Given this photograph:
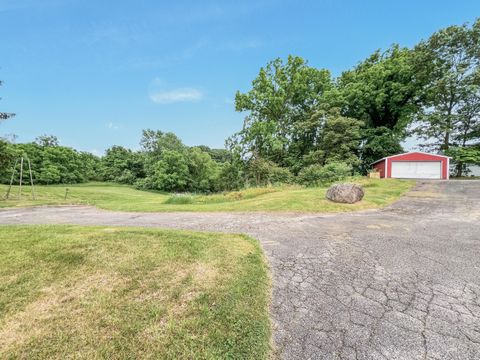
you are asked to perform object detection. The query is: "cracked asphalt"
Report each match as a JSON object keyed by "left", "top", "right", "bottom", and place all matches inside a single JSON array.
[{"left": 1, "top": 180, "right": 479, "bottom": 359}]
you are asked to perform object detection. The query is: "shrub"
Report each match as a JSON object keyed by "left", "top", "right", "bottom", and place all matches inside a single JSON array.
[
  {"left": 298, "top": 164, "right": 324, "bottom": 186},
  {"left": 247, "top": 157, "right": 293, "bottom": 186},
  {"left": 117, "top": 169, "right": 137, "bottom": 184},
  {"left": 298, "top": 162, "right": 352, "bottom": 186},
  {"left": 269, "top": 166, "right": 294, "bottom": 184},
  {"left": 133, "top": 178, "right": 148, "bottom": 190},
  {"left": 247, "top": 157, "right": 275, "bottom": 186},
  {"left": 319, "top": 162, "right": 352, "bottom": 184},
  {"left": 216, "top": 162, "right": 245, "bottom": 191}
]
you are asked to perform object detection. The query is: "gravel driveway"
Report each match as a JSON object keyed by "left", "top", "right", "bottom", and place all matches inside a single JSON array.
[{"left": 1, "top": 180, "right": 480, "bottom": 359}]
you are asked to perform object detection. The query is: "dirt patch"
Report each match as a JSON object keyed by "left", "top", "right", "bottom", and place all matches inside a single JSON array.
[{"left": 0, "top": 272, "right": 126, "bottom": 353}]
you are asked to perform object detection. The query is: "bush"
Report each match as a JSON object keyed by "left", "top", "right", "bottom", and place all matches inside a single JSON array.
[
  {"left": 216, "top": 162, "right": 245, "bottom": 191},
  {"left": 247, "top": 157, "right": 275, "bottom": 186},
  {"left": 298, "top": 162, "right": 352, "bottom": 186},
  {"left": 298, "top": 164, "right": 324, "bottom": 186},
  {"left": 117, "top": 169, "right": 137, "bottom": 184},
  {"left": 319, "top": 162, "right": 352, "bottom": 184},
  {"left": 269, "top": 166, "right": 294, "bottom": 184},
  {"left": 247, "top": 157, "right": 294, "bottom": 186}
]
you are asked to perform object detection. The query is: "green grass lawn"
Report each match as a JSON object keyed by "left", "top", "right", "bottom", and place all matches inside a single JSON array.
[
  {"left": 0, "top": 177, "right": 414, "bottom": 213},
  {"left": 0, "top": 225, "right": 270, "bottom": 359}
]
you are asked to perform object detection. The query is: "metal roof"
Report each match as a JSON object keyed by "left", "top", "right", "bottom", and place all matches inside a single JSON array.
[{"left": 370, "top": 151, "right": 451, "bottom": 165}]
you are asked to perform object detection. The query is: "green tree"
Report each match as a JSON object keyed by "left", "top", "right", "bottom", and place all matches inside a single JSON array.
[
  {"left": 140, "top": 130, "right": 187, "bottom": 185},
  {"left": 231, "top": 56, "right": 333, "bottom": 168},
  {"left": 246, "top": 156, "right": 276, "bottom": 186},
  {"left": 187, "top": 147, "right": 218, "bottom": 192},
  {"left": 337, "top": 45, "right": 422, "bottom": 131},
  {"left": 37, "top": 161, "right": 61, "bottom": 184},
  {"left": 2, "top": 141, "right": 99, "bottom": 185},
  {"left": 359, "top": 127, "right": 404, "bottom": 173},
  {"left": 144, "top": 150, "right": 191, "bottom": 192},
  {"left": 314, "top": 110, "right": 364, "bottom": 168},
  {"left": 101, "top": 146, "right": 144, "bottom": 184},
  {"left": 216, "top": 160, "right": 245, "bottom": 191},
  {"left": 445, "top": 146, "right": 480, "bottom": 176},
  {"left": 79, "top": 152, "right": 102, "bottom": 181},
  {"left": 0, "top": 140, "right": 14, "bottom": 176},
  {"left": 35, "top": 135, "right": 59, "bottom": 147},
  {"left": 195, "top": 145, "right": 231, "bottom": 163},
  {"left": 140, "top": 129, "right": 185, "bottom": 156},
  {"left": 412, "top": 19, "right": 480, "bottom": 156},
  {"left": 41, "top": 146, "right": 84, "bottom": 183}
]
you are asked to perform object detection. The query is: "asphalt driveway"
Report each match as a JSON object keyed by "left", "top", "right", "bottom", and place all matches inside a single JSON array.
[{"left": 1, "top": 180, "right": 479, "bottom": 359}]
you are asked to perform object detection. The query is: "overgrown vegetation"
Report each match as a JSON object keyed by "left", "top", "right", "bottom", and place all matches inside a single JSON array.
[{"left": 0, "top": 225, "right": 271, "bottom": 359}]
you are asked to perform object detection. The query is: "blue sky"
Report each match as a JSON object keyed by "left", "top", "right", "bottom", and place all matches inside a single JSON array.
[{"left": 1, "top": 0, "right": 479, "bottom": 155}]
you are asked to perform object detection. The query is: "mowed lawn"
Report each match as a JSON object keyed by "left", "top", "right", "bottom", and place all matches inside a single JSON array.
[
  {"left": 0, "top": 226, "right": 270, "bottom": 359},
  {"left": 0, "top": 178, "right": 414, "bottom": 213}
]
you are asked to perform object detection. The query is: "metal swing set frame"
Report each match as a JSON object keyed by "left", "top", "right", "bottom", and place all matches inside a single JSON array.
[{"left": 3, "top": 156, "right": 36, "bottom": 200}]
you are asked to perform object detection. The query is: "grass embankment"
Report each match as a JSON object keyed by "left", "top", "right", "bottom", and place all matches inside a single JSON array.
[
  {"left": 0, "top": 177, "right": 414, "bottom": 212},
  {"left": 0, "top": 225, "right": 270, "bottom": 359}
]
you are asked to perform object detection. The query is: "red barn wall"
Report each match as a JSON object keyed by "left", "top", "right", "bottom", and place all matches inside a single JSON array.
[{"left": 372, "top": 160, "right": 386, "bottom": 178}]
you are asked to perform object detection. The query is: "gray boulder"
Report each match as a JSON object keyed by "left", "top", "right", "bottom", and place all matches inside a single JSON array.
[{"left": 326, "top": 183, "right": 364, "bottom": 204}]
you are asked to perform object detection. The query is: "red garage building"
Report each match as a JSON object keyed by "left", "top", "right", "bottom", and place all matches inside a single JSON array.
[{"left": 372, "top": 152, "right": 450, "bottom": 179}]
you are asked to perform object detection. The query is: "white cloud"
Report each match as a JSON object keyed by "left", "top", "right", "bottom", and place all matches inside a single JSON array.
[
  {"left": 106, "top": 122, "right": 120, "bottom": 130},
  {"left": 150, "top": 88, "right": 204, "bottom": 104}
]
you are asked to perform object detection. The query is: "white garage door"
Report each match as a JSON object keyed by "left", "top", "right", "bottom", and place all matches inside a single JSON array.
[{"left": 391, "top": 161, "right": 442, "bottom": 179}]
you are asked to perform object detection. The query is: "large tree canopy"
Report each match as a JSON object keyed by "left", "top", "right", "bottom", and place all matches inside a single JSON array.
[
  {"left": 101, "top": 146, "right": 145, "bottom": 184},
  {"left": 308, "top": 110, "right": 364, "bottom": 168},
  {"left": 412, "top": 19, "right": 480, "bottom": 152},
  {"left": 359, "top": 127, "right": 404, "bottom": 173},
  {"left": 411, "top": 19, "right": 480, "bottom": 176},
  {"left": 337, "top": 45, "right": 422, "bottom": 131},
  {"left": 230, "top": 49, "right": 428, "bottom": 174},
  {"left": 231, "top": 55, "right": 334, "bottom": 169},
  {"left": 140, "top": 129, "right": 185, "bottom": 156}
]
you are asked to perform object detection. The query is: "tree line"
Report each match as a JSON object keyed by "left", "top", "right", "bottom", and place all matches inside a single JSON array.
[
  {"left": 1, "top": 19, "right": 479, "bottom": 191},
  {"left": 0, "top": 129, "right": 356, "bottom": 191},
  {"left": 229, "top": 19, "right": 480, "bottom": 178}
]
